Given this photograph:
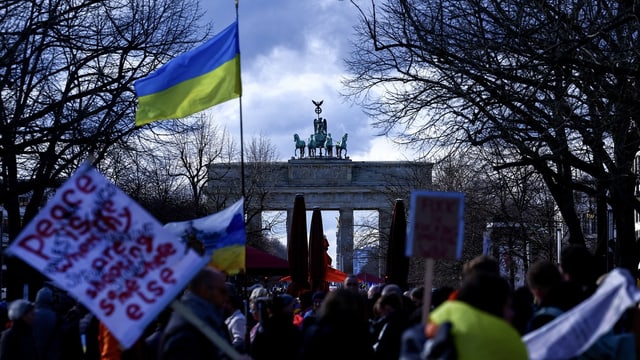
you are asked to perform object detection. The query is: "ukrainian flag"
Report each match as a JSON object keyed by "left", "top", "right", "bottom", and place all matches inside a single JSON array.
[
  {"left": 134, "top": 21, "right": 242, "bottom": 126},
  {"left": 164, "top": 198, "right": 247, "bottom": 275}
]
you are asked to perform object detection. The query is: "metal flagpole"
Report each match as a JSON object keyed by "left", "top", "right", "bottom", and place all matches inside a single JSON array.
[{"left": 235, "top": 0, "right": 246, "bottom": 199}]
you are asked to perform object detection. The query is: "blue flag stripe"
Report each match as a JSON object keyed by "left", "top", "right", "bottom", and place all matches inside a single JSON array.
[{"left": 135, "top": 21, "right": 239, "bottom": 97}]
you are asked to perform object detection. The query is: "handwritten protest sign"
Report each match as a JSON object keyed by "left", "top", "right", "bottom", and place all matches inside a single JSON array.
[
  {"left": 406, "top": 190, "right": 464, "bottom": 259},
  {"left": 6, "top": 163, "right": 209, "bottom": 348},
  {"left": 407, "top": 190, "right": 464, "bottom": 324}
]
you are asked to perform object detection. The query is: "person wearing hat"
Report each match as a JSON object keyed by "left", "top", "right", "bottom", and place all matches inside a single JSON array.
[
  {"left": 0, "top": 299, "right": 38, "bottom": 360},
  {"left": 301, "top": 291, "right": 325, "bottom": 332}
]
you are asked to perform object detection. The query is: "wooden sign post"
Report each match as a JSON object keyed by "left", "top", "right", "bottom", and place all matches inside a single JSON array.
[{"left": 406, "top": 190, "right": 465, "bottom": 323}]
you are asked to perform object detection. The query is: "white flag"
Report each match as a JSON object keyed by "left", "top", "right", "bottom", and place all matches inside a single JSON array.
[{"left": 523, "top": 268, "right": 640, "bottom": 360}]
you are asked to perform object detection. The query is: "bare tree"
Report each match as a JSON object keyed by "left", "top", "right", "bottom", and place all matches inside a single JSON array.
[
  {"left": 161, "top": 116, "right": 235, "bottom": 216},
  {"left": 344, "top": 0, "right": 640, "bottom": 271},
  {"left": 352, "top": 211, "right": 383, "bottom": 277},
  {"left": 206, "top": 133, "right": 285, "bottom": 248},
  {"left": 426, "top": 150, "right": 560, "bottom": 287},
  {"left": 0, "top": 0, "right": 211, "bottom": 298},
  {"left": 98, "top": 116, "right": 235, "bottom": 222},
  {"left": 244, "top": 135, "right": 284, "bottom": 244},
  {"left": 354, "top": 148, "right": 561, "bottom": 288},
  {"left": 107, "top": 142, "right": 190, "bottom": 222}
]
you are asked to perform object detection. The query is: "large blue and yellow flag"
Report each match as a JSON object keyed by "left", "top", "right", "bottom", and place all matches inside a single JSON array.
[{"left": 134, "top": 21, "right": 242, "bottom": 126}]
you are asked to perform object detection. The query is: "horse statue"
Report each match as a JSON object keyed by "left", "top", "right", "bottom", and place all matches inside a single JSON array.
[
  {"left": 336, "top": 133, "right": 348, "bottom": 158},
  {"left": 325, "top": 133, "right": 333, "bottom": 157},
  {"left": 293, "top": 134, "right": 306, "bottom": 158},
  {"left": 307, "top": 134, "right": 317, "bottom": 157}
]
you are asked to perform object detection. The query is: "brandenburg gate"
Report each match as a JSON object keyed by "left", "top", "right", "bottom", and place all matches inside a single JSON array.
[{"left": 207, "top": 101, "right": 432, "bottom": 274}]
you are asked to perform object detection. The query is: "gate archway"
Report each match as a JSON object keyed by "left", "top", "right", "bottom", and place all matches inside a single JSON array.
[{"left": 208, "top": 158, "right": 432, "bottom": 274}]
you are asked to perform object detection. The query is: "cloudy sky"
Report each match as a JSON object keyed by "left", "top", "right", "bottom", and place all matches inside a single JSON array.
[
  {"left": 199, "top": 0, "right": 413, "bottom": 162},
  {"left": 198, "top": 1, "right": 410, "bottom": 267}
]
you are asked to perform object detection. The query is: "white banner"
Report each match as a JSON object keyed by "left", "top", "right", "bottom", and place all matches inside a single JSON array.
[
  {"left": 6, "top": 163, "right": 209, "bottom": 348},
  {"left": 523, "top": 268, "right": 640, "bottom": 360}
]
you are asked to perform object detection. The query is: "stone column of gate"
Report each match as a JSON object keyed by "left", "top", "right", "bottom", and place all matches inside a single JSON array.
[
  {"left": 338, "top": 207, "right": 354, "bottom": 274},
  {"left": 378, "top": 207, "right": 393, "bottom": 278}
]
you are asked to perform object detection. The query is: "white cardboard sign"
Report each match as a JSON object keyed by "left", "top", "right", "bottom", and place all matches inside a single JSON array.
[
  {"left": 7, "top": 163, "right": 208, "bottom": 348},
  {"left": 406, "top": 190, "right": 464, "bottom": 259}
]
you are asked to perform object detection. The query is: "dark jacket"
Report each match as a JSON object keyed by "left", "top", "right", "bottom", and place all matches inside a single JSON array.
[
  {"left": 251, "top": 313, "right": 301, "bottom": 360},
  {"left": 0, "top": 320, "right": 39, "bottom": 360},
  {"left": 160, "top": 292, "right": 231, "bottom": 360},
  {"left": 301, "top": 315, "right": 374, "bottom": 360},
  {"left": 33, "top": 287, "right": 61, "bottom": 360},
  {"left": 372, "top": 310, "right": 408, "bottom": 360}
]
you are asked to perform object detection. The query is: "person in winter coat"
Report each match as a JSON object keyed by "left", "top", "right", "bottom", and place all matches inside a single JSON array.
[
  {"left": 160, "top": 266, "right": 240, "bottom": 360},
  {"left": 371, "top": 291, "right": 409, "bottom": 360},
  {"left": 251, "top": 294, "right": 302, "bottom": 360},
  {"left": 224, "top": 291, "right": 247, "bottom": 354},
  {"left": 33, "top": 287, "right": 62, "bottom": 360},
  {"left": 0, "top": 299, "right": 38, "bottom": 360},
  {"left": 300, "top": 288, "right": 374, "bottom": 360}
]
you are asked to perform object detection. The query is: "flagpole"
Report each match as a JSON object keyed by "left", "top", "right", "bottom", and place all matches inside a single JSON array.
[{"left": 235, "top": 0, "right": 246, "bottom": 199}]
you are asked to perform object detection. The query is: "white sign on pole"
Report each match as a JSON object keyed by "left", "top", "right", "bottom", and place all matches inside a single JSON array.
[
  {"left": 406, "top": 190, "right": 464, "bottom": 259},
  {"left": 6, "top": 163, "right": 209, "bottom": 348}
]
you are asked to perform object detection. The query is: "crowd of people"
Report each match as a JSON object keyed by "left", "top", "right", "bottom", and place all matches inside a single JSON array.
[{"left": 0, "top": 244, "right": 637, "bottom": 360}]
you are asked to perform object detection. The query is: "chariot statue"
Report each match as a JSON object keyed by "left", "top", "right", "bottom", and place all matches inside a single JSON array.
[
  {"left": 291, "top": 100, "right": 347, "bottom": 159},
  {"left": 309, "top": 100, "right": 327, "bottom": 157}
]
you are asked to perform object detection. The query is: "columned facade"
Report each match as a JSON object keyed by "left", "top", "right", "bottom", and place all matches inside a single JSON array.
[{"left": 208, "top": 159, "right": 432, "bottom": 273}]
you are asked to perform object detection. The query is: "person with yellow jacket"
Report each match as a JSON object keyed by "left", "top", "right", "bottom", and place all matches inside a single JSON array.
[{"left": 402, "top": 271, "right": 528, "bottom": 360}]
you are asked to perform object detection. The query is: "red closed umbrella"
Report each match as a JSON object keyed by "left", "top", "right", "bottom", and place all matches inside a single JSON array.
[
  {"left": 386, "top": 199, "right": 409, "bottom": 289},
  {"left": 309, "top": 207, "right": 328, "bottom": 292},
  {"left": 287, "top": 194, "right": 310, "bottom": 296}
]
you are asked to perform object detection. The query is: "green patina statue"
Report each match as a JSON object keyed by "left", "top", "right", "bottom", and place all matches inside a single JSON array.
[{"left": 293, "top": 100, "right": 347, "bottom": 159}]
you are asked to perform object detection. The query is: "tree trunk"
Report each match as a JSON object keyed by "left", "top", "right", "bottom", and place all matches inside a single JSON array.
[{"left": 610, "top": 176, "right": 638, "bottom": 273}]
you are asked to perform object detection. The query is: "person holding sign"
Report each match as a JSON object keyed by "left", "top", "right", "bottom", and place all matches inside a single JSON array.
[{"left": 160, "top": 267, "right": 237, "bottom": 360}]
